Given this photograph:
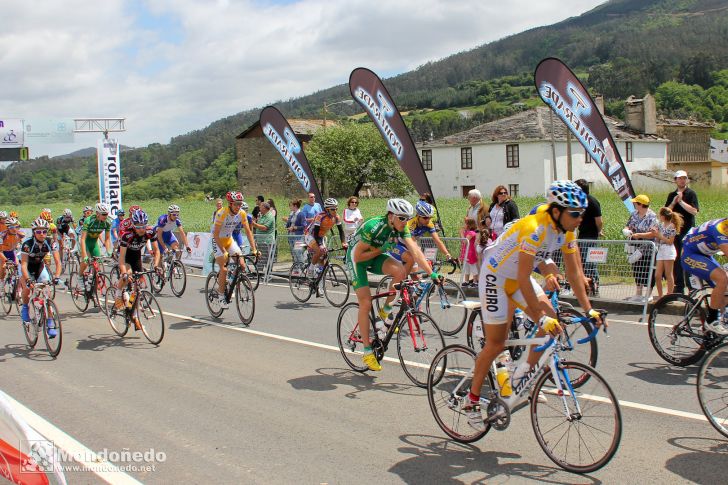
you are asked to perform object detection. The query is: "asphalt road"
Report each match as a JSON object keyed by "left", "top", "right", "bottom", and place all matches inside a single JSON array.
[{"left": 1, "top": 273, "right": 726, "bottom": 484}]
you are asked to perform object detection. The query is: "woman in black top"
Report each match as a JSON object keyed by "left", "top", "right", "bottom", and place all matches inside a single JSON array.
[{"left": 487, "top": 185, "right": 519, "bottom": 237}]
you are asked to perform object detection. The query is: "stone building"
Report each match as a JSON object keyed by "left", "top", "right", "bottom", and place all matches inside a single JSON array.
[{"left": 235, "top": 119, "right": 334, "bottom": 198}]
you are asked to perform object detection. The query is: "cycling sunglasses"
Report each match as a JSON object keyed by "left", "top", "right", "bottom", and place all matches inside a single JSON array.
[
  {"left": 395, "top": 215, "right": 408, "bottom": 222},
  {"left": 34, "top": 229, "right": 48, "bottom": 235},
  {"left": 567, "top": 209, "right": 585, "bottom": 218}
]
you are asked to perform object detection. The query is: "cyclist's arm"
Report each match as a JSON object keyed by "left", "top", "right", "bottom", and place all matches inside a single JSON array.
[
  {"left": 516, "top": 252, "right": 552, "bottom": 322},
  {"left": 312, "top": 224, "right": 322, "bottom": 243},
  {"left": 156, "top": 226, "right": 165, "bottom": 247},
  {"left": 401, "top": 238, "right": 435, "bottom": 275},
  {"left": 80, "top": 230, "right": 88, "bottom": 259},
  {"left": 563, "top": 250, "right": 593, "bottom": 313},
  {"left": 51, "top": 250, "right": 62, "bottom": 278},
  {"left": 242, "top": 222, "right": 258, "bottom": 255},
  {"left": 430, "top": 232, "right": 451, "bottom": 259},
  {"left": 20, "top": 253, "right": 30, "bottom": 280},
  {"left": 118, "top": 246, "right": 128, "bottom": 273},
  {"left": 336, "top": 223, "right": 346, "bottom": 247},
  {"left": 212, "top": 223, "right": 223, "bottom": 246},
  {"left": 352, "top": 241, "right": 382, "bottom": 262},
  {"left": 104, "top": 231, "right": 112, "bottom": 254},
  {"left": 151, "top": 240, "right": 162, "bottom": 267},
  {"left": 178, "top": 226, "right": 189, "bottom": 248}
]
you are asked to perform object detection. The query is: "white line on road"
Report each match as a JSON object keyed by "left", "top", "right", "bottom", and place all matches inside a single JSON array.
[
  {"left": 160, "top": 310, "right": 709, "bottom": 423},
  {"left": 3, "top": 393, "right": 144, "bottom": 485}
]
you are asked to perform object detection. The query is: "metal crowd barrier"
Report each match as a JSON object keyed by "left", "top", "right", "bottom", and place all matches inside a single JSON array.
[{"left": 550, "top": 239, "right": 657, "bottom": 321}]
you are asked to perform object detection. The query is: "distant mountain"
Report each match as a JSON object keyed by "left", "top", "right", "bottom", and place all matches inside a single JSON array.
[
  {"left": 52, "top": 146, "right": 134, "bottom": 160},
  {"left": 2, "top": 0, "right": 727, "bottom": 203}
]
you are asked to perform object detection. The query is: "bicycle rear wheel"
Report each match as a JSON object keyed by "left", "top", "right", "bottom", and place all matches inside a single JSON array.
[
  {"left": 1, "top": 277, "right": 13, "bottom": 314},
  {"left": 288, "top": 262, "right": 312, "bottom": 303},
  {"left": 323, "top": 262, "right": 349, "bottom": 308},
  {"left": 104, "top": 287, "right": 129, "bottom": 337},
  {"left": 397, "top": 311, "right": 446, "bottom": 387},
  {"left": 205, "top": 271, "right": 224, "bottom": 318},
  {"left": 426, "top": 277, "right": 466, "bottom": 336},
  {"left": 427, "top": 344, "right": 494, "bottom": 443},
  {"left": 138, "top": 290, "right": 165, "bottom": 345},
  {"left": 336, "top": 302, "right": 369, "bottom": 372},
  {"left": 42, "top": 301, "right": 63, "bottom": 358},
  {"left": 235, "top": 275, "right": 255, "bottom": 325},
  {"left": 68, "top": 271, "right": 89, "bottom": 312},
  {"left": 170, "top": 261, "right": 187, "bottom": 297},
  {"left": 531, "top": 361, "right": 622, "bottom": 473},
  {"left": 697, "top": 342, "right": 728, "bottom": 438},
  {"left": 648, "top": 294, "right": 706, "bottom": 366}
]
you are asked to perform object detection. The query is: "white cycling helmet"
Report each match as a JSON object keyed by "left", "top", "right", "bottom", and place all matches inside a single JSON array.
[
  {"left": 83, "top": 205, "right": 93, "bottom": 213},
  {"left": 0, "top": 211, "right": 7, "bottom": 219},
  {"left": 546, "top": 181, "right": 588, "bottom": 209},
  {"left": 32, "top": 217, "right": 49, "bottom": 229},
  {"left": 6, "top": 217, "right": 19, "bottom": 226},
  {"left": 241, "top": 202, "right": 249, "bottom": 211},
  {"left": 95, "top": 202, "right": 110, "bottom": 215},
  {"left": 387, "top": 198, "right": 414, "bottom": 218},
  {"left": 168, "top": 204, "right": 180, "bottom": 213},
  {"left": 324, "top": 198, "right": 338, "bottom": 209},
  {"left": 63, "top": 208, "right": 73, "bottom": 217}
]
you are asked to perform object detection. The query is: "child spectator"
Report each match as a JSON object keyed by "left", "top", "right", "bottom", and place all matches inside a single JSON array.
[
  {"left": 460, "top": 218, "right": 479, "bottom": 287},
  {"left": 653, "top": 207, "right": 683, "bottom": 298}
]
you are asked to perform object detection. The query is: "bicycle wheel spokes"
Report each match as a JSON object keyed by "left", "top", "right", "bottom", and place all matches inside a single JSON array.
[
  {"left": 246, "top": 258, "right": 260, "bottom": 291},
  {"left": 169, "top": 261, "right": 187, "bottom": 297},
  {"left": 138, "top": 291, "right": 165, "bottom": 345},
  {"left": 532, "top": 361, "right": 622, "bottom": 473},
  {"left": 397, "top": 311, "right": 446, "bottom": 387},
  {"left": 336, "top": 302, "right": 368, "bottom": 372},
  {"left": 557, "top": 309, "right": 598, "bottom": 388},
  {"left": 426, "top": 278, "right": 467, "bottom": 336},
  {"left": 43, "top": 301, "right": 63, "bottom": 358},
  {"left": 68, "top": 271, "right": 89, "bottom": 312},
  {"left": 427, "top": 344, "right": 492, "bottom": 443},
  {"left": 648, "top": 294, "right": 706, "bottom": 366},
  {"left": 104, "top": 287, "right": 129, "bottom": 337},
  {"left": 235, "top": 276, "right": 255, "bottom": 325},
  {"left": 323, "top": 263, "right": 349, "bottom": 308},
  {"left": 697, "top": 343, "right": 728, "bottom": 438},
  {"left": 288, "top": 262, "right": 312, "bottom": 303},
  {"left": 205, "top": 272, "right": 224, "bottom": 318}
]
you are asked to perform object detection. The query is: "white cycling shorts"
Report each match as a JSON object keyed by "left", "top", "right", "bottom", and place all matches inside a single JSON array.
[{"left": 478, "top": 269, "right": 544, "bottom": 325}]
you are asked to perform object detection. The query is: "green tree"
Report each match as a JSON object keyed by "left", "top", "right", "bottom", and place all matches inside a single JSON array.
[{"left": 306, "top": 123, "right": 413, "bottom": 197}]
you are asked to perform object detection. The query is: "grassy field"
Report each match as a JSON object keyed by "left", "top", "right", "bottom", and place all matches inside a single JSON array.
[{"left": 4, "top": 185, "right": 724, "bottom": 238}]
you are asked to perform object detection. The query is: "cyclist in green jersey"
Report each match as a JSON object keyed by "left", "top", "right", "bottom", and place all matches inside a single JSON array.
[
  {"left": 79, "top": 202, "right": 112, "bottom": 277},
  {"left": 345, "top": 198, "right": 441, "bottom": 371}
]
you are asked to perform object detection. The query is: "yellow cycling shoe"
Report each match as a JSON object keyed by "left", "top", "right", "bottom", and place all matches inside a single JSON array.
[{"left": 362, "top": 353, "right": 382, "bottom": 371}]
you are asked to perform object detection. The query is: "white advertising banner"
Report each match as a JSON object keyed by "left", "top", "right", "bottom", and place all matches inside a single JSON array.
[
  {"left": 24, "top": 118, "right": 75, "bottom": 144},
  {"left": 0, "top": 119, "right": 24, "bottom": 148},
  {"left": 97, "top": 139, "right": 122, "bottom": 218},
  {"left": 180, "top": 232, "right": 211, "bottom": 268}
]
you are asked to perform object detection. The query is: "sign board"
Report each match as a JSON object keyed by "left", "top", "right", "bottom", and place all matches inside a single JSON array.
[
  {"left": 0, "top": 147, "right": 29, "bottom": 162},
  {"left": 24, "top": 118, "right": 75, "bottom": 144},
  {"left": 97, "top": 138, "right": 123, "bottom": 218},
  {"left": 180, "top": 232, "right": 211, "bottom": 268},
  {"left": 0, "top": 118, "right": 24, "bottom": 148},
  {"left": 586, "top": 247, "right": 609, "bottom": 264}
]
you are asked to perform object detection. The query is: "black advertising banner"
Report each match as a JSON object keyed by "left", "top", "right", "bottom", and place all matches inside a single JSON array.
[
  {"left": 259, "top": 106, "right": 323, "bottom": 204},
  {"left": 535, "top": 57, "right": 636, "bottom": 212},
  {"left": 348, "top": 68, "right": 440, "bottom": 214}
]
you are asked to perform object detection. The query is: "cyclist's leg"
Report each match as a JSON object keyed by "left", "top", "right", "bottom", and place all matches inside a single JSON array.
[
  {"left": 682, "top": 251, "right": 723, "bottom": 323},
  {"left": 708, "top": 266, "right": 727, "bottom": 318},
  {"left": 382, "top": 243, "right": 407, "bottom": 307},
  {"left": 508, "top": 277, "right": 554, "bottom": 367},
  {"left": 214, "top": 239, "right": 230, "bottom": 294},
  {"left": 0, "top": 251, "right": 7, "bottom": 279}
]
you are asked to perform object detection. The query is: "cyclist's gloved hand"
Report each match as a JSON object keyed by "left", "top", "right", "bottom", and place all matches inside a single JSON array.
[
  {"left": 429, "top": 271, "right": 443, "bottom": 284},
  {"left": 587, "top": 308, "right": 606, "bottom": 331},
  {"left": 539, "top": 315, "right": 562, "bottom": 336},
  {"left": 186, "top": 246, "right": 192, "bottom": 254}
]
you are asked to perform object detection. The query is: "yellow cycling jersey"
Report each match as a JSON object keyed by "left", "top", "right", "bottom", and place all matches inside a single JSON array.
[
  {"left": 212, "top": 206, "right": 249, "bottom": 241},
  {"left": 483, "top": 205, "right": 576, "bottom": 279}
]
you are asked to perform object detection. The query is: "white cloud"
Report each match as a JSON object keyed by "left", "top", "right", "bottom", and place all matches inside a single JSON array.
[{"left": 1, "top": 0, "right": 605, "bottom": 157}]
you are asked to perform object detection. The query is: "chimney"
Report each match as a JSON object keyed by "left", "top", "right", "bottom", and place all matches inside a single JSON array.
[
  {"left": 594, "top": 95, "right": 605, "bottom": 115},
  {"left": 643, "top": 93, "right": 656, "bottom": 135},
  {"left": 624, "top": 94, "right": 657, "bottom": 135}
]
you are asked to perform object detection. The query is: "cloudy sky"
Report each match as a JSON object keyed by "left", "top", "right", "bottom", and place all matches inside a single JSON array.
[{"left": 2, "top": 0, "right": 605, "bottom": 157}]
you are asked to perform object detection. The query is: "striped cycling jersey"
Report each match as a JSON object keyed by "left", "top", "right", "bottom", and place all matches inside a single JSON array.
[{"left": 483, "top": 205, "right": 577, "bottom": 280}]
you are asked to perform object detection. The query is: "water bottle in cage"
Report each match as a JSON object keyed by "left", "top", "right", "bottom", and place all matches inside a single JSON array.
[
  {"left": 123, "top": 290, "right": 131, "bottom": 308},
  {"left": 374, "top": 319, "right": 386, "bottom": 339},
  {"left": 473, "top": 315, "right": 484, "bottom": 340},
  {"left": 227, "top": 264, "right": 237, "bottom": 285}
]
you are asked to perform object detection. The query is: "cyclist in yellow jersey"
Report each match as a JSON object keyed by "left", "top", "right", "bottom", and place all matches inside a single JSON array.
[
  {"left": 464, "top": 181, "right": 603, "bottom": 431},
  {"left": 212, "top": 191, "right": 259, "bottom": 309}
]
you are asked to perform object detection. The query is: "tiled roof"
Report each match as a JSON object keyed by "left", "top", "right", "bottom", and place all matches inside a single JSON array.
[
  {"left": 420, "top": 106, "right": 667, "bottom": 147},
  {"left": 657, "top": 118, "right": 715, "bottom": 129},
  {"left": 237, "top": 119, "right": 336, "bottom": 139}
]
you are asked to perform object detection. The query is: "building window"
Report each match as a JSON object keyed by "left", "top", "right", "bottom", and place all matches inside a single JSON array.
[
  {"left": 461, "top": 185, "right": 475, "bottom": 197},
  {"left": 461, "top": 147, "right": 472, "bottom": 169},
  {"left": 506, "top": 144, "right": 519, "bottom": 167},
  {"left": 508, "top": 184, "right": 519, "bottom": 198},
  {"left": 625, "top": 142, "right": 633, "bottom": 163},
  {"left": 421, "top": 149, "right": 432, "bottom": 171},
  {"left": 585, "top": 148, "right": 592, "bottom": 163}
]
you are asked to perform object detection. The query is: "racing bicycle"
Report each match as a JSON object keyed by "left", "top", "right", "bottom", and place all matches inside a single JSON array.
[
  {"left": 205, "top": 254, "right": 255, "bottom": 325},
  {"left": 149, "top": 249, "right": 188, "bottom": 297},
  {"left": 23, "top": 281, "right": 63, "bottom": 358},
  {"left": 103, "top": 270, "right": 165, "bottom": 345},
  {"left": 68, "top": 256, "right": 112, "bottom": 313},
  {"left": 289, "top": 247, "right": 349, "bottom": 307},
  {"left": 1, "top": 261, "right": 20, "bottom": 315}
]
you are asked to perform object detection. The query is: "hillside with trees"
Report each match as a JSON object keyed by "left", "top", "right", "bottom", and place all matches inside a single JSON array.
[{"left": 2, "top": 0, "right": 727, "bottom": 203}]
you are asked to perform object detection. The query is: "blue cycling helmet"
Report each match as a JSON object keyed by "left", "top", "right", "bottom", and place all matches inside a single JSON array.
[
  {"left": 415, "top": 200, "right": 435, "bottom": 217},
  {"left": 546, "top": 181, "right": 587, "bottom": 209},
  {"left": 130, "top": 209, "right": 148, "bottom": 226}
]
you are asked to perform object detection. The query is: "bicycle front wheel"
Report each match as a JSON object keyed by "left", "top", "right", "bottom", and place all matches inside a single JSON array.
[
  {"left": 531, "top": 361, "right": 622, "bottom": 473},
  {"left": 425, "top": 277, "right": 466, "bottom": 336},
  {"left": 68, "top": 271, "right": 89, "bottom": 312},
  {"left": 375, "top": 276, "right": 393, "bottom": 314},
  {"left": 235, "top": 275, "right": 255, "bottom": 325},
  {"left": 95, "top": 274, "right": 112, "bottom": 314},
  {"left": 557, "top": 308, "right": 598, "bottom": 388},
  {"left": 1, "top": 278, "right": 13, "bottom": 314},
  {"left": 648, "top": 293, "right": 706, "bottom": 366},
  {"left": 697, "top": 342, "right": 728, "bottom": 438},
  {"left": 323, "top": 262, "right": 349, "bottom": 308},
  {"left": 427, "top": 344, "right": 494, "bottom": 443},
  {"left": 245, "top": 258, "right": 260, "bottom": 291},
  {"left": 336, "top": 302, "right": 369, "bottom": 372},
  {"left": 397, "top": 311, "right": 446, "bottom": 387},
  {"left": 170, "top": 261, "right": 187, "bottom": 297},
  {"left": 137, "top": 290, "right": 165, "bottom": 345},
  {"left": 204, "top": 271, "right": 224, "bottom": 318},
  {"left": 24, "top": 305, "right": 40, "bottom": 349},
  {"left": 42, "top": 301, "right": 63, "bottom": 358},
  {"left": 288, "top": 262, "right": 312, "bottom": 303}
]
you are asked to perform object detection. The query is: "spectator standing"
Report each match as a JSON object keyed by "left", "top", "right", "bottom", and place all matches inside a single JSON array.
[
  {"left": 252, "top": 202, "right": 275, "bottom": 245},
  {"left": 624, "top": 194, "right": 658, "bottom": 303},
  {"left": 575, "top": 179, "right": 603, "bottom": 292},
  {"left": 653, "top": 207, "right": 683, "bottom": 298},
  {"left": 343, "top": 196, "right": 363, "bottom": 242},
  {"left": 465, "top": 189, "right": 482, "bottom": 222},
  {"left": 286, "top": 199, "right": 303, "bottom": 262},
  {"left": 488, "top": 185, "right": 519, "bottom": 237},
  {"left": 252, "top": 195, "right": 265, "bottom": 220},
  {"left": 300, "top": 192, "right": 322, "bottom": 224},
  {"left": 267, "top": 198, "right": 278, "bottom": 236},
  {"left": 211, "top": 198, "right": 223, "bottom": 223},
  {"left": 460, "top": 218, "right": 479, "bottom": 287},
  {"left": 665, "top": 170, "right": 699, "bottom": 294}
]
